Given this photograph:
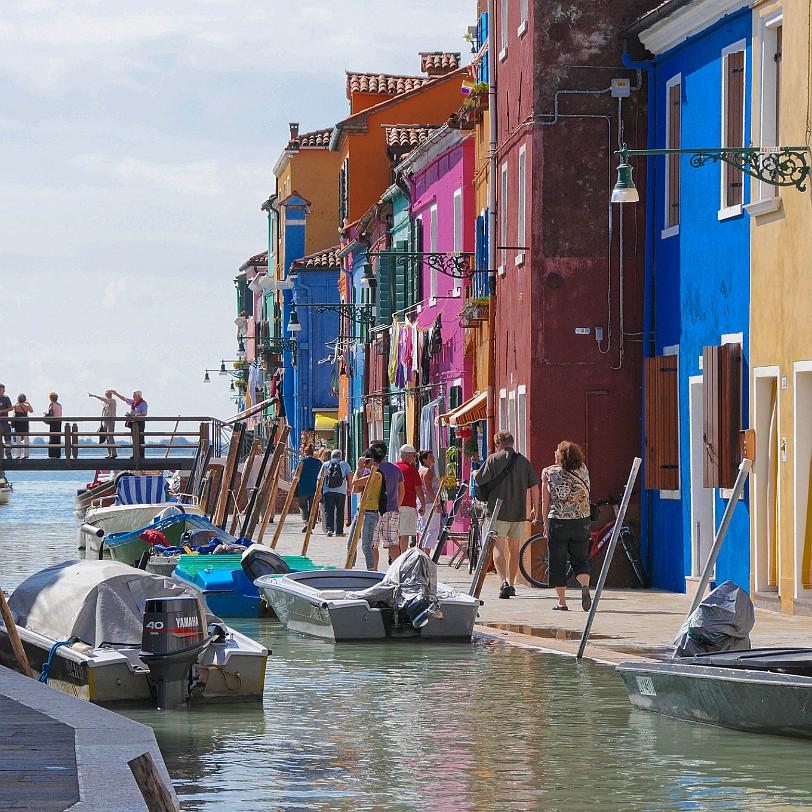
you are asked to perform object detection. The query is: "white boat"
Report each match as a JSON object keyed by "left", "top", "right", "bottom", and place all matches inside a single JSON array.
[
  {"left": 0, "top": 475, "right": 12, "bottom": 504},
  {"left": 0, "top": 560, "right": 268, "bottom": 707},
  {"left": 255, "top": 548, "right": 483, "bottom": 642}
]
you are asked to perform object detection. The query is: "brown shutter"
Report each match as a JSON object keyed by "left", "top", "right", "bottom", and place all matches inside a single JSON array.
[
  {"left": 644, "top": 356, "right": 679, "bottom": 490},
  {"left": 703, "top": 344, "right": 742, "bottom": 488},
  {"left": 725, "top": 51, "right": 745, "bottom": 207},
  {"left": 667, "top": 82, "right": 681, "bottom": 228}
]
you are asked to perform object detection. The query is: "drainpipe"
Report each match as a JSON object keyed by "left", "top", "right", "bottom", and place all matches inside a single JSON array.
[
  {"left": 622, "top": 51, "right": 656, "bottom": 578},
  {"left": 487, "top": 0, "right": 497, "bottom": 454}
]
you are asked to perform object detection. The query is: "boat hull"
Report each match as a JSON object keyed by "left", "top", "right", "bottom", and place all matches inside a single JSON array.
[{"left": 617, "top": 660, "right": 812, "bottom": 739}]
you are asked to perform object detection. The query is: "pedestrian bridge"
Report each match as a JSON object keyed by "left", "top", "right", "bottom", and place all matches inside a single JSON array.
[{"left": 0, "top": 416, "right": 230, "bottom": 472}]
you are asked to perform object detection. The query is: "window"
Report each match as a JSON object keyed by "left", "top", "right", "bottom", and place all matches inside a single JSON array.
[
  {"left": 756, "top": 14, "right": 783, "bottom": 203},
  {"left": 499, "top": 388, "right": 507, "bottom": 432},
  {"left": 429, "top": 205, "right": 438, "bottom": 300},
  {"left": 518, "top": 0, "right": 528, "bottom": 35},
  {"left": 338, "top": 157, "right": 349, "bottom": 227},
  {"left": 508, "top": 390, "right": 517, "bottom": 444},
  {"left": 517, "top": 146, "right": 526, "bottom": 265},
  {"left": 499, "top": 162, "right": 508, "bottom": 273},
  {"left": 500, "top": 0, "right": 508, "bottom": 58},
  {"left": 644, "top": 354, "right": 680, "bottom": 491},
  {"left": 721, "top": 43, "right": 746, "bottom": 214},
  {"left": 517, "top": 386, "right": 527, "bottom": 455},
  {"left": 702, "top": 342, "right": 742, "bottom": 489},
  {"left": 453, "top": 189, "right": 462, "bottom": 296},
  {"left": 664, "top": 75, "right": 681, "bottom": 237}
]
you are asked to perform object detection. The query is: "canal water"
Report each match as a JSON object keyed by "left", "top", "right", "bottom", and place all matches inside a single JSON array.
[{"left": 2, "top": 471, "right": 812, "bottom": 811}]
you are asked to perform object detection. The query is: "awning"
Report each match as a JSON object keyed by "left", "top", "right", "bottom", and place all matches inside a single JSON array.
[
  {"left": 439, "top": 389, "right": 489, "bottom": 427},
  {"left": 314, "top": 412, "right": 339, "bottom": 432}
]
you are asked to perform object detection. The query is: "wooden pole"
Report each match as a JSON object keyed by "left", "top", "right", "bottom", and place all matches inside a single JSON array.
[
  {"left": 468, "top": 498, "right": 502, "bottom": 598},
  {"left": 344, "top": 463, "right": 378, "bottom": 569},
  {"left": 269, "top": 460, "right": 303, "bottom": 548},
  {"left": 0, "top": 585, "right": 33, "bottom": 678},
  {"left": 241, "top": 427, "right": 288, "bottom": 538},
  {"left": 127, "top": 752, "right": 180, "bottom": 812},
  {"left": 164, "top": 417, "right": 180, "bottom": 459},
  {"left": 417, "top": 485, "right": 444, "bottom": 548},
  {"left": 229, "top": 438, "right": 262, "bottom": 535},
  {"left": 301, "top": 468, "right": 326, "bottom": 557},
  {"left": 250, "top": 431, "right": 290, "bottom": 542},
  {"left": 577, "top": 457, "right": 642, "bottom": 660},
  {"left": 211, "top": 427, "right": 242, "bottom": 528}
]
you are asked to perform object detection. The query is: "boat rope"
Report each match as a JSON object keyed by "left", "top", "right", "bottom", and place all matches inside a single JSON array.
[
  {"left": 197, "top": 664, "right": 242, "bottom": 691},
  {"left": 39, "top": 640, "right": 74, "bottom": 684}
]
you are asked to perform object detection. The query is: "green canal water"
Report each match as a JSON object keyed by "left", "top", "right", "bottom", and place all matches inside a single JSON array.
[{"left": 2, "top": 472, "right": 812, "bottom": 811}]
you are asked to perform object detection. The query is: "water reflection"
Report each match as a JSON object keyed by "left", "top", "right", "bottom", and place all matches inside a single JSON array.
[{"left": 3, "top": 473, "right": 812, "bottom": 810}]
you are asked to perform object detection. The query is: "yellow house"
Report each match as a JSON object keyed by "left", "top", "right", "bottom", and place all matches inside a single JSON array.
[{"left": 749, "top": 0, "right": 812, "bottom": 614}]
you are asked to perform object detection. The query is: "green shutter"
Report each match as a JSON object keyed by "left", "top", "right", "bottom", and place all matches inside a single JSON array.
[
  {"left": 383, "top": 403, "right": 392, "bottom": 450},
  {"left": 377, "top": 254, "right": 394, "bottom": 326},
  {"left": 394, "top": 240, "right": 408, "bottom": 316}
]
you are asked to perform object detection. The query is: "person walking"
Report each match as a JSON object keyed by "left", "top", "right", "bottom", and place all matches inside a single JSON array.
[
  {"left": 11, "top": 394, "right": 33, "bottom": 459},
  {"left": 112, "top": 389, "right": 147, "bottom": 459},
  {"left": 44, "top": 392, "right": 63, "bottom": 459},
  {"left": 395, "top": 444, "right": 426, "bottom": 554},
  {"left": 89, "top": 390, "right": 117, "bottom": 458},
  {"left": 295, "top": 444, "right": 323, "bottom": 532},
  {"left": 541, "top": 440, "right": 593, "bottom": 612},
  {"left": 368, "top": 440, "right": 404, "bottom": 563},
  {"left": 320, "top": 449, "right": 352, "bottom": 536},
  {"left": 473, "top": 430, "right": 540, "bottom": 599},
  {"left": 417, "top": 449, "right": 442, "bottom": 554},
  {"left": 0, "top": 384, "right": 12, "bottom": 460}
]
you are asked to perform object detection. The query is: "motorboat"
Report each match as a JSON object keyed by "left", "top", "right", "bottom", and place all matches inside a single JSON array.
[
  {"left": 617, "top": 579, "right": 812, "bottom": 739},
  {"left": 255, "top": 548, "right": 482, "bottom": 641},
  {"left": 0, "top": 475, "right": 11, "bottom": 504},
  {"left": 617, "top": 650, "right": 812, "bottom": 739},
  {"left": 0, "top": 560, "right": 268, "bottom": 708},
  {"left": 74, "top": 470, "right": 116, "bottom": 519}
]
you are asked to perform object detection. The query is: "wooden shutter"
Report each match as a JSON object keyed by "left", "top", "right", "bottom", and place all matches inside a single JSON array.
[
  {"left": 377, "top": 254, "right": 394, "bottom": 327},
  {"left": 702, "top": 344, "right": 742, "bottom": 488},
  {"left": 725, "top": 51, "right": 745, "bottom": 207},
  {"left": 667, "top": 82, "right": 681, "bottom": 229},
  {"left": 394, "top": 240, "right": 408, "bottom": 315},
  {"left": 643, "top": 356, "right": 679, "bottom": 490}
]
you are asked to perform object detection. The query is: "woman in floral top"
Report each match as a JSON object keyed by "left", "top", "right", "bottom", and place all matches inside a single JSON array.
[{"left": 541, "top": 441, "right": 593, "bottom": 612}]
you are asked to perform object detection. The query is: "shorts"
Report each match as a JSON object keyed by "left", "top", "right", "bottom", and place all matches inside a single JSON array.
[
  {"left": 372, "top": 511, "right": 400, "bottom": 548},
  {"left": 491, "top": 519, "right": 528, "bottom": 541},
  {"left": 399, "top": 506, "right": 417, "bottom": 536}
]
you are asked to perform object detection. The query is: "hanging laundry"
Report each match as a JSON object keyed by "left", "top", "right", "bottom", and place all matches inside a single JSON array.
[
  {"left": 396, "top": 324, "right": 410, "bottom": 389},
  {"left": 430, "top": 313, "right": 443, "bottom": 357},
  {"left": 388, "top": 322, "right": 399, "bottom": 384},
  {"left": 421, "top": 329, "right": 432, "bottom": 385},
  {"left": 411, "top": 322, "right": 420, "bottom": 377}
]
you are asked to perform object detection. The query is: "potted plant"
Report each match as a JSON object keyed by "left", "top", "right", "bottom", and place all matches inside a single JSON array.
[
  {"left": 462, "top": 437, "right": 478, "bottom": 458},
  {"left": 443, "top": 446, "right": 460, "bottom": 500}
]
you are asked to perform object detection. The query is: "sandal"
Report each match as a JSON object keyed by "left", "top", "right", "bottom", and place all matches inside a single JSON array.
[{"left": 552, "top": 604, "right": 569, "bottom": 611}]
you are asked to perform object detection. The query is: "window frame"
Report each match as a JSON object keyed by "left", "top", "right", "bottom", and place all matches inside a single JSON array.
[
  {"left": 755, "top": 12, "right": 783, "bottom": 206},
  {"left": 499, "top": 0, "right": 508, "bottom": 60},
  {"left": 452, "top": 189, "right": 462, "bottom": 296},
  {"left": 719, "top": 40, "right": 747, "bottom": 219},
  {"left": 428, "top": 205, "right": 438, "bottom": 302},
  {"left": 499, "top": 161, "right": 508, "bottom": 275},
  {"left": 518, "top": 0, "right": 528, "bottom": 36},
  {"left": 663, "top": 74, "right": 681, "bottom": 239},
  {"left": 516, "top": 145, "right": 526, "bottom": 266}
]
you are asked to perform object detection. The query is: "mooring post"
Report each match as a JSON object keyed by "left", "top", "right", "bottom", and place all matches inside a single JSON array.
[
  {"left": 0, "top": 585, "right": 34, "bottom": 678},
  {"left": 577, "top": 457, "right": 642, "bottom": 660},
  {"left": 127, "top": 752, "right": 179, "bottom": 812},
  {"left": 468, "top": 498, "right": 503, "bottom": 598}
]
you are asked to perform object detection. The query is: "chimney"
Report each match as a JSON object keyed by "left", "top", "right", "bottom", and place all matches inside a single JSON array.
[
  {"left": 289, "top": 122, "right": 300, "bottom": 140},
  {"left": 419, "top": 52, "right": 461, "bottom": 77}
]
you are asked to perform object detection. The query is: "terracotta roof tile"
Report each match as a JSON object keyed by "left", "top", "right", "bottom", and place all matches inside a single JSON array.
[
  {"left": 384, "top": 125, "right": 440, "bottom": 153},
  {"left": 240, "top": 250, "right": 268, "bottom": 271},
  {"left": 346, "top": 72, "right": 433, "bottom": 97},
  {"left": 287, "top": 128, "right": 331, "bottom": 150},
  {"left": 290, "top": 246, "right": 342, "bottom": 270},
  {"left": 419, "top": 52, "right": 462, "bottom": 76}
]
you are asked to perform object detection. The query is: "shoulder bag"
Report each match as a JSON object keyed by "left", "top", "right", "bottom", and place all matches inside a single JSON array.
[
  {"left": 474, "top": 451, "right": 520, "bottom": 502},
  {"left": 568, "top": 469, "right": 600, "bottom": 522}
]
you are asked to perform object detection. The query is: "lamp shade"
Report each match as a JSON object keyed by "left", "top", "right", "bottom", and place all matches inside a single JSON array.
[
  {"left": 360, "top": 259, "right": 376, "bottom": 289},
  {"left": 287, "top": 310, "right": 302, "bottom": 333},
  {"left": 611, "top": 161, "right": 640, "bottom": 204},
  {"left": 203, "top": 371, "right": 211, "bottom": 383}
]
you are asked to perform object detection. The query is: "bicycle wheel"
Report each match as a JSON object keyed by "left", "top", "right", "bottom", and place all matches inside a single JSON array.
[
  {"left": 467, "top": 516, "right": 481, "bottom": 574},
  {"left": 518, "top": 533, "right": 551, "bottom": 588},
  {"left": 619, "top": 526, "right": 649, "bottom": 588}
]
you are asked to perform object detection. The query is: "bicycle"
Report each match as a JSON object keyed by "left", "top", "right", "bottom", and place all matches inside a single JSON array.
[{"left": 518, "top": 493, "right": 649, "bottom": 589}]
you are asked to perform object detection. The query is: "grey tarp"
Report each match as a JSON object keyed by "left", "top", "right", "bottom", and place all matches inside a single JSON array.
[
  {"left": 673, "top": 580, "right": 755, "bottom": 658},
  {"left": 8, "top": 560, "right": 218, "bottom": 648}
]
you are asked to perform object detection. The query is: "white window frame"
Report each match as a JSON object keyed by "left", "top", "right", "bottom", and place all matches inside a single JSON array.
[
  {"left": 517, "top": 384, "right": 527, "bottom": 455},
  {"left": 452, "top": 189, "right": 462, "bottom": 296},
  {"left": 499, "top": 388, "right": 508, "bottom": 432},
  {"left": 662, "top": 73, "right": 681, "bottom": 239},
  {"left": 659, "top": 344, "right": 681, "bottom": 500},
  {"left": 719, "top": 40, "right": 747, "bottom": 220},
  {"left": 508, "top": 390, "right": 517, "bottom": 444},
  {"left": 499, "top": 162, "right": 508, "bottom": 275},
  {"left": 500, "top": 0, "right": 508, "bottom": 60},
  {"left": 516, "top": 145, "right": 526, "bottom": 266},
  {"left": 429, "top": 204, "right": 438, "bottom": 302},
  {"left": 518, "top": 0, "right": 528, "bottom": 36}
]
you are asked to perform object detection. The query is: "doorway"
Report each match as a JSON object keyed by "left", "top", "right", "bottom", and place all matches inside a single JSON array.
[{"left": 689, "top": 376, "right": 714, "bottom": 579}]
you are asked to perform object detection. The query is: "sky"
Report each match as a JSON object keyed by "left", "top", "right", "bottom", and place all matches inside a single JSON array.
[{"left": 0, "top": 0, "right": 472, "bottom": 423}]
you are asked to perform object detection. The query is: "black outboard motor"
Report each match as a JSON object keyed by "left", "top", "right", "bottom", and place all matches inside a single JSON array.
[
  {"left": 241, "top": 546, "right": 292, "bottom": 581},
  {"left": 140, "top": 596, "right": 211, "bottom": 709}
]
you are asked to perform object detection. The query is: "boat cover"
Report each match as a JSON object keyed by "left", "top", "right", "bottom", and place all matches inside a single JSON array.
[
  {"left": 346, "top": 547, "right": 453, "bottom": 608},
  {"left": 105, "top": 512, "right": 243, "bottom": 554},
  {"left": 7, "top": 560, "right": 212, "bottom": 648},
  {"left": 673, "top": 580, "right": 755, "bottom": 658}
]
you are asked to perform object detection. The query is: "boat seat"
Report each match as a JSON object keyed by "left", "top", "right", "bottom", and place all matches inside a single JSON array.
[{"left": 114, "top": 476, "right": 168, "bottom": 506}]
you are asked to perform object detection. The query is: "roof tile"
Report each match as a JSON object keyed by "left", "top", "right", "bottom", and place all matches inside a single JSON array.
[
  {"left": 419, "top": 52, "right": 462, "bottom": 76},
  {"left": 290, "top": 246, "right": 342, "bottom": 270},
  {"left": 346, "top": 72, "right": 433, "bottom": 97}
]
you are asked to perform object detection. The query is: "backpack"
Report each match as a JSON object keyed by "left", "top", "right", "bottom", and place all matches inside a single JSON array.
[
  {"left": 377, "top": 467, "right": 389, "bottom": 514},
  {"left": 325, "top": 461, "right": 344, "bottom": 489}
]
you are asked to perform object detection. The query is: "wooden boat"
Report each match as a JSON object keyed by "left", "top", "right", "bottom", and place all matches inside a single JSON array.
[
  {"left": 255, "top": 563, "right": 483, "bottom": 642},
  {"left": 617, "top": 648, "right": 812, "bottom": 739},
  {"left": 0, "top": 560, "right": 268, "bottom": 707},
  {"left": 0, "top": 475, "right": 11, "bottom": 504}
]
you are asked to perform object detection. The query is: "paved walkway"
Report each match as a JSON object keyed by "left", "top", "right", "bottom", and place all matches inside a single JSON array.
[
  {"left": 0, "top": 665, "right": 177, "bottom": 811},
  {"left": 270, "top": 517, "right": 812, "bottom": 665}
]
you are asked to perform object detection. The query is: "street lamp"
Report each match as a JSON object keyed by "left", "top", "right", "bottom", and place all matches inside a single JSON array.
[
  {"left": 359, "top": 258, "right": 377, "bottom": 289},
  {"left": 287, "top": 309, "right": 302, "bottom": 333},
  {"left": 611, "top": 143, "right": 811, "bottom": 203}
]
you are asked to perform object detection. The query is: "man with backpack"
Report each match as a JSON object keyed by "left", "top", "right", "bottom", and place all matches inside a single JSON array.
[
  {"left": 474, "top": 431, "right": 540, "bottom": 599},
  {"left": 320, "top": 449, "right": 353, "bottom": 537},
  {"left": 368, "top": 440, "right": 405, "bottom": 564}
]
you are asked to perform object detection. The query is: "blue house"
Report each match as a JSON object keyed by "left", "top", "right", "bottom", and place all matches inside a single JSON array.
[{"left": 630, "top": 0, "right": 752, "bottom": 593}]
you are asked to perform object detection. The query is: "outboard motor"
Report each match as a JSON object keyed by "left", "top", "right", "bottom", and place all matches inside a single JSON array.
[
  {"left": 241, "top": 546, "right": 292, "bottom": 581},
  {"left": 140, "top": 596, "right": 211, "bottom": 709}
]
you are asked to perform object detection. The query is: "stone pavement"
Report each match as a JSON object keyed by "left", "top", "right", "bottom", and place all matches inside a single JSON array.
[
  {"left": 0, "top": 665, "right": 177, "bottom": 811},
  {"left": 270, "top": 516, "right": 812, "bottom": 665}
]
